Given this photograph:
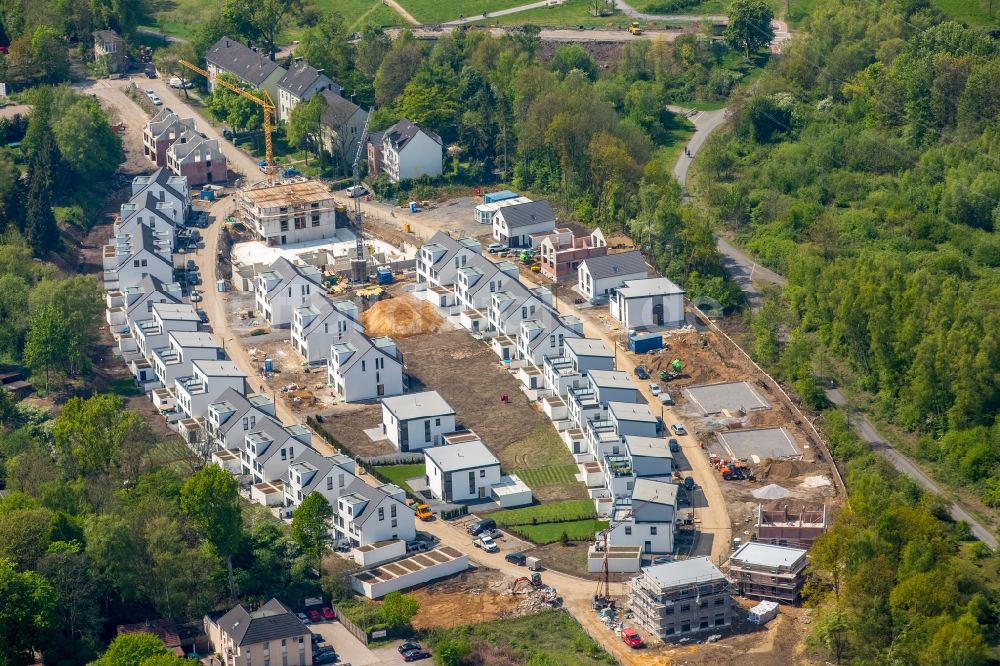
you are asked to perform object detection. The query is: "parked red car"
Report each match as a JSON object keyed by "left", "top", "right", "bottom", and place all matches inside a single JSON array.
[
  {"left": 321, "top": 607, "right": 334, "bottom": 620},
  {"left": 307, "top": 609, "right": 323, "bottom": 623},
  {"left": 621, "top": 628, "right": 644, "bottom": 649}
]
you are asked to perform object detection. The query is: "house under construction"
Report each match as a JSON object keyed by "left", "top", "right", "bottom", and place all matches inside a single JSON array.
[
  {"left": 755, "top": 505, "right": 828, "bottom": 549},
  {"left": 238, "top": 180, "right": 338, "bottom": 247}
]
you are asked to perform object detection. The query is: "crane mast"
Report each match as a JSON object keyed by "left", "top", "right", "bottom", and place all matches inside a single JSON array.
[{"left": 350, "top": 111, "right": 373, "bottom": 282}]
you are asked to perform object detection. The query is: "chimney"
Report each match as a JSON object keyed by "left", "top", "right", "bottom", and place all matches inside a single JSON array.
[
  {"left": 350, "top": 93, "right": 356, "bottom": 104},
  {"left": 225, "top": 39, "right": 230, "bottom": 47}
]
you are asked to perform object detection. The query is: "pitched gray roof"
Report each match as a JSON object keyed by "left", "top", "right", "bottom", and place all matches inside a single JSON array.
[
  {"left": 167, "top": 131, "right": 220, "bottom": 162},
  {"left": 321, "top": 90, "right": 363, "bottom": 128},
  {"left": 125, "top": 275, "right": 181, "bottom": 317},
  {"left": 215, "top": 598, "right": 307, "bottom": 646},
  {"left": 260, "top": 257, "right": 323, "bottom": 296},
  {"left": 278, "top": 60, "right": 338, "bottom": 99},
  {"left": 132, "top": 168, "right": 188, "bottom": 205},
  {"left": 207, "top": 37, "right": 283, "bottom": 87},
  {"left": 631, "top": 478, "right": 678, "bottom": 505},
  {"left": 332, "top": 330, "right": 399, "bottom": 373},
  {"left": 384, "top": 118, "right": 441, "bottom": 149},
  {"left": 341, "top": 478, "right": 396, "bottom": 525},
  {"left": 581, "top": 251, "right": 647, "bottom": 280},
  {"left": 497, "top": 200, "right": 555, "bottom": 229}
]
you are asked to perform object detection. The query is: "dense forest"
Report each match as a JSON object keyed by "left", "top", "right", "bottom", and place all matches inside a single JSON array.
[{"left": 696, "top": 0, "right": 1000, "bottom": 502}]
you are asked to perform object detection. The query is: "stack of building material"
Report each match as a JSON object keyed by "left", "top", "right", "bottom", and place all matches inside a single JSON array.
[{"left": 748, "top": 600, "right": 780, "bottom": 625}]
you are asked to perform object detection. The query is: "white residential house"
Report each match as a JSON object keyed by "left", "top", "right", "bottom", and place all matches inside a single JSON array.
[
  {"left": 327, "top": 331, "right": 404, "bottom": 402},
  {"left": 205, "top": 389, "right": 278, "bottom": 453},
  {"left": 611, "top": 277, "right": 686, "bottom": 329},
  {"left": 606, "top": 478, "right": 678, "bottom": 554},
  {"left": 106, "top": 274, "right": 182, "bottom": 339},
  {"left": 334, "top": 479, "right": 416, "bottom": 547},
  {"left": 543, "top": 337, "right": 616, "bottom": 396},
  {"left": 240, "top": 419, "right": 312, "bottom": 484},
  {"left": 567, "top": 369, "right": 639, "bottom": 430},
  {"left": 290, "top": 294, "right": 362, "bottom": 363},
  {"left": 283, "top": 447, "right": 357, "bottom": 515},
  {"left": 577, "top": 251, "right": 648, "bottom": 303},
  {"left": 254, "top": 257, "right": 324, "bottom": 328},
  {"left": 416, "top": 232, "right": 483, "bottom": 288},
  {"left": 378, "top": 118, "right": 442, "bottom": 183},
  {"left": 455, "top": 259, "right": 521, "bottom": 334},
  {"left": 474, "top": 195, "right": 532, "bottom": 225},
  {"left": 488, "top": 283, "right": 554, "bottom": 337},
  {"left": 102, "top": 225, "right": 174, "bottom": 293},
  {"left": 491, "top": 200, "right": 556, "bottom": 248},
  {"left": 205, "top": 36, "right": 286, "bottom": 106},
  {"left": 132, "top": 302, "right": 202, "bottom": 364},
  {"left": 150, "top": 331, "right": 222, "bottom": 393},
  {"left": 609, "top": 401, "right": 659, "bottom": 438},
  {"left": 516, "top": 310, "right": 584, "bottom": 366},
  {"left": 117, "top": 192, "right": 184, "bottom": 248},
  {"left": 277, "top": 58, "right": 340, "bottom": 123},
  {"left": 130, "top": 169, "right": 191, "bottom": 222},
  {"left": 381, "top": 391, "right": 456, "bottom": 452},
  {"left": 424, "top": 440, "right": 502, "bottom": 503},
  {"left": 174, "top": 360, "right": 248, "bottom": 420},
  {"left": 602, "top": 435, "right": 674, "bottom": 500}
]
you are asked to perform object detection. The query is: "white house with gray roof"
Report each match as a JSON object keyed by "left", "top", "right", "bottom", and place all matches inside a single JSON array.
[
  {"left": 240, "top": 418, "right": 312, "bottom": 484},
  {"left": 131, "top": 301, "right": 202, "bottom": 364},
  {"left": 424, "top": 440, "right": 502, "bottom": 503},
  {"left": 206, "top": 36, "right": 286, "bottom": 105},
  {"left": 205, "top": 388, "right": 278, "bottom": 453},
  {"left": 174, "top": 359, "right": 248, "bottom": 420},
  {"left": 102, "top": 225, "right": 174, "bottom": 293},
  {"left": 283, "top": 447, "right": 357, "bottom": 513},
  {"left": 277, "top": 58, "right": 340, "bottom": 122},
  {"left": 605, "top": 477, "right": 678, "bottom": 555},
  {"left": 492, "top": 200, "right": 556, "bottom": 249},
  {"left": 327, "top": 331, "right": 404, "bottom": 402},
  {"left": 379, "top": 118, "right": 442, "bottom": 183},
  {"left": 335, "top": 478, "right": 415, "bottom": 547},
  {"left": 543, "top": 337, "right": 615, "bottom": 396},
  {"left": 106, "top": 274, "right": 182, "bottom": 338},
  {"left": 130, "top": 168, "right": 191, "bottom": 220},
  {"left": 151, "top": 330, "right": 222, "bottom": 391},
  {"left": 290, "top": 293, "right": 362, "bottom": 362},
  {"left": 516, "top": 309, "right": 583, "bottom": 366},
  {"left": 611, "top": 276, "right": 686, "bottom": 329},
  {"left": 254, "top": 257, "right": 323, "bottom": 328},
  {"left": 117, "top": 192, "right": 183, "bottom": 250},
  {"left": 415, "top": 232, "right": 483, "bottom": 295},
  {"left": 577, "top": 251, "right": 648, "bottom": 303},
  {"left": 204, "top": 598, "right": 312, "bottom": 666},
  {"left": 381, "top": 390, "right": 456, "bottom": 452}
]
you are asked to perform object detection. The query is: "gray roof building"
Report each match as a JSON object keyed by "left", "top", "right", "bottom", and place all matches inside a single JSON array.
[
  {"left": 206, "top": 37, "right": 282, "bottom": 87},
  {"left": 497, "top": 200, "right": 556, "bottom": 229},
  {"left": 213, "top": 598, "right": 307, "bottom": 646},
  {"left": 581, "top": 251, "right": 648, "bottom": 280},
  {"left": 321, "top": 89, "right": 362, "bottom": 126},
  {"left": 279, "top": 60, "right": 339, "bottom": 99},
  {"left": 381, "top": 390, "right": 454, "bottom": 422},
  {"left": 425, "top": 440, "right": 500, "bottom": 473},
  {"left": 384, "top": 118, "right": 442, "bottom": 149},
  {"left": 644, "top": 556, "right": 726, "bottom": 588}
]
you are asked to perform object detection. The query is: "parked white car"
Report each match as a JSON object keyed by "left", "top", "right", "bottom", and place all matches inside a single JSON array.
[
  {"left": 649, "top": 383, "right": 661, "bottom": 396},
  {"left": 475, "top": 535, "right": 499, "bottom": 553}
]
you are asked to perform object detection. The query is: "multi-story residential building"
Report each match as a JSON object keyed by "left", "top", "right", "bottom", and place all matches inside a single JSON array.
[
  {"left": 151, "top": 331, "right": 222, "bottom": 391},
  {"left": 93, "top": 29, "right": 126, "bottom": 73},
  {"left": 320, "top": 90, "right": 368, "bottom": 170},
  {"left": 611, "top": 277, "right": 686, "bottom": 330},
  {"left": 106, "top": 274, "right": 183, "bottom": 337},
  {"left": 205, "top": 389, "right": 278, "bottom": 453},
  {"left": 542, "top": 337, "right": 615, "bottom": 396},
  {"left": 143, "top": 110, "right": 198, "bottom": 167},
  {"left": 290, "top": 294, "right": 361, "bottom": 363},
  {"left": 166, "top": 130, "right": 227, "bottom": 186},
  {"left": 629, "top": 558, "right": 736, "bottom": 640},
  {"left": 516, "top": 310, "right": 583, "bottom": 366},
  {"left": 376, "top": 118, "right": 442, "bottom": 183},
  {"left": 577, "top": 251, "right": 648, "bottom": 303},
  {"left": 334, "top": 479, "right": 415, "bottom": 547},
  {"left": 327, "top": 331, "right": 404, "bottom": 402},
  {"left": 755, "top": 505, "right": 828, "bottom": 549},
  {"left": 602, "top": 436, "right": 674, "bottom": 499},
  {"left": 538, "top": 227, "right": 608, "bottom": 281},
  {"left": 130, "top": 169, "right": 191, "bottom": 221},
  {"left": 604, "top": 478, "right": 678, "bottom": 554},
  {"left": 727, "top": 542, "right": 808, "bottom": 603},
  {"left": 488, "top": 282, "right": 554, "bottom": 337},
  {"left": 117, "top": 193, "right": 184, "bottom": 250},
  {"left": 424, "top": 439, "right": 502, "bottom": 503},
  {"left": 240, "top": 418, "right": 311, "bottom": 484},
  {"left": 455, "top": 259, "right": 521, "bottom": 334},
  {"left": 254, "top": 257, "right": 323, "bottom": 328},
  {"left": 174, "top": 360, "right": 247, "bottom": 420},
  {"left": 415, "top": 233, "right": 483, "bottom": 305},
  {"left": 102, "top": 225, "right": 174, "bottom": 293},
  {"left": 206, "top": 37, "right": 286, "bottom": 105},
  {"left": 276, "top": 58, "right": 340, "bottom": 122},
  {"left": 132, "top": 302, "right": 202, "bottom": 364},
  {"left": 204, "top": 598, "right": 311, "bottom": 666},
  {"left": 491, "top": 200, "right": 556, "bottom": 249},
  {"left": 380, "top": 391, "right": 456, "bottom": 452},
  {"left": 566, "top": 370, "right": 638, "bottom": 429},
  {"left": 473, "top": 195, "right": 532, "bottom": 226},
  {"left": 239, "top": 180, "right": 338, "bottom": 246},
  {"left": 283, "top": 447, "right": 357, "bottom": 514}
]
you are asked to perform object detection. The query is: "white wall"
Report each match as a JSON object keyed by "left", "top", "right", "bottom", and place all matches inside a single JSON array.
[
  {"left": 428, "top": 462, "right": 502, "bottom": 502},
  {"left": 383, "top": 409, "right": 456, "bottom": 452},
  {"left": 256, "top": 276, "right": 318, "bottom": 328},
  {"left": 613, "top": 292, "right": 685, "bottom": 329},
  {"left": 607, "top": 519, "right": 674, "bottom": 553},
  {"left": 329, "top": 350, "right": 404, "bottom": 402},
  {"left": 352, "top": 551, "right": 469, "bottom": 599},
  {"left": 394, "top": 131, "right": 443, "bottom": 182}
]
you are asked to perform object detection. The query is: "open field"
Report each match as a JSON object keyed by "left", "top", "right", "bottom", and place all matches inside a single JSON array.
[
  {"left": 491, "top": 499, "right": 596, "bottom": 526},
  {"left": 424, "top": 609, "right": 614, "bottom": 665},
  {"left": 396, "top": 0, "right": 541, "bottom": 23},
  {"left": 511, "top": 519, "right": 609, "bottom": 543},
  {"left": 404, "top": 568, "right": 524, "bottom": 630},
  {"left": 466, "top": 1, "right": 644, "bottom": 27},
  {"left": 932, "top": 0, "right": 999, "bottom": 26},
  {"left": 516, "top": 464, "right": 579, "bottom": 488}
]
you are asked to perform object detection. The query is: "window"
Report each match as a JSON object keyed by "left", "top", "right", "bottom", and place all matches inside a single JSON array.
[
  {"left": 339, "top": 473, "right": 345, "bottom": 487},
  {"left": 715, "top": 617, "right": 726, "bottom": 626},
  {"left": 435, "top": 417, "right": 441, "bottom": 426},
  {"left": 378, "top": 507, "right": 384, "bottom": 520},
  {"left": 133, "top": 260, "right": 140, "bottom": 267},
  {"left": 361, "top": 360, "right": 366, "bottom": 371},
  {"left": 468, "top": 471, "right": 476, "bottom": 494},
  {"left": 479, "top": 469, "right": 486, "bottom": 478},
  {"left": 294, "top": 216, "right": 306, "bottom": 229},
  {"left": 681, "top": 604, "right": 690, "bottom": 612},
  {"left": 391, "top": 504, "right": 396, "bottom": 517},
  {"left": 327, "top": 476, "right": 333, "bottom": 490},
  {"left": 311, "top": 214, "right": 320, "bottom": 227},
  {"left": 280, "top": 219, "right": 289, "bottom": 231},
  {"left": 714, "top": 598, "right": 724, "bottom": 605},
  {"left": 650, "top": 526, "right": 657, "bottom": 535},
  {"left": 549, "top": 335, "right": 556, "bottom": 348},
  {"left": 424, "top": 420, "right": 431, "bottom": 442},
  {"left": 280, "top": 448, "right": 287, "bottom": 461},
  {"left": 391, "top": 519, "right": 397, "bottom": 527},
  {"left": 624, "top": 526, "right": 632, "bottom": 535}
]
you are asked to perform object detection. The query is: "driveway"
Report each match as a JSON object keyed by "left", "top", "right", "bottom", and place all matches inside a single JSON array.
[{"left": 310, "top": 621, "right": 380, "bottom": 665}]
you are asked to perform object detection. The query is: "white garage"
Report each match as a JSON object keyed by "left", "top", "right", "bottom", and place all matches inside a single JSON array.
[{"left": 610, "top": 277, "right": 686, "bottom": 329}]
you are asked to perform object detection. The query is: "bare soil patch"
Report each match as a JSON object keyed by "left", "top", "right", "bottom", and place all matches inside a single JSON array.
[
  {"left": 313, "top": 402, "right": 394, "bottom": 458},
  {"left": 405, "top": 569, "right": 523, "bottom": 631},
  {"left": 361, "top": 294, "right": 444, "bottom": 338}
]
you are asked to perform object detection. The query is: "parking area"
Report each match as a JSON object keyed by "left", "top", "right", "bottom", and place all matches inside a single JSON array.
[{"left": 309, "top": 620, "right": 380, "bottom": 665}]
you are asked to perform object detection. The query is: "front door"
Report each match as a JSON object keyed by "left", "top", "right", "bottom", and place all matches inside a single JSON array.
[
  {"left": 644, "top": 541, "right": 652, "bottom": 553},
  {"left": 479, "top": 486, "right": 487, "bottom": 498},
  {"left": 652, "top": 303, "right": 664, "bottom": 326},
  {"left": 377, "top": 384, "right": 385, "bottom": 396},
  {"left": 280, "top": 235, "right": 287, "bottom": 245}
]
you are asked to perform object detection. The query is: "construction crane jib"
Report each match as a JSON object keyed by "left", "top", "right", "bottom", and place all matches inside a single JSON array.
[
  {"left": 352, "top": 111, "right": 373, "bottom": 264},
  {"left": 177, "top": 59, "right": 277, "bottom": 184}
]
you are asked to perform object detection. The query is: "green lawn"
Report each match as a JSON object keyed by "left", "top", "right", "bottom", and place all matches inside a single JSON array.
[
  {"left": 426, "top": 610, "right": 614, "bottom": 665},
  {"left": 932, "top": 0, "right": 999, "bottom": 27},
  {"left": 672, "top": 99, "right": 727, "bottom": 111},
  {"left": 145, "top": 438, "right": 200, "bottom": 475},
  {"left": 516, "top": 464, "right": 579, "bottom": 488},
  {"left": 510, "top": 519, "right": 609, "bottom": 544},
  {"left": 491, "top": 499, "right": 596, "bottom": 526},
  {"left": 375, "top": 463, "right": 425, "bottom": 493},
  {"left": 397, "top": 0, "right": 544, "bottom": 24},
  {"left": 107, "top": 376, "right": 142, "bottom": 397},
  {"left": 465, "top": 0, "right": 638, "bottom": 28}
]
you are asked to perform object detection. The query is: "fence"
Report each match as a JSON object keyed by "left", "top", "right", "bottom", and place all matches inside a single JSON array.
[{"left": 306, "top": 416, "right": 356, "bottom": 458}]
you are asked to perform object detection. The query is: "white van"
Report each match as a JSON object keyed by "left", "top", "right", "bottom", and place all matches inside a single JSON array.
[{"left": 347, "top": 185, "right": 367, "bottom": 198}]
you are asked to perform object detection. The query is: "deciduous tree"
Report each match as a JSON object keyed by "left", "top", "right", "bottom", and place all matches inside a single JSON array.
[
  {"left": 180, "top": 464, "right": 242, "bottom": 597},
  {"left": 0, "top": 557, "right": 56, "bottom": 665},
  {"left": 291, "top": 492, "right": 332, "bottom": 569},
  {"left": 724, "top": 0, "right": 774, "bottom": 60}
]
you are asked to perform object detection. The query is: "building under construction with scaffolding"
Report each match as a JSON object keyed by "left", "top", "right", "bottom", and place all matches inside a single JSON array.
[
  {"left": 238, "top": 180, "right": 339, "bottom": 246},
  {"left": 628, "top": 557, "right": 736, "bottom": 640}
]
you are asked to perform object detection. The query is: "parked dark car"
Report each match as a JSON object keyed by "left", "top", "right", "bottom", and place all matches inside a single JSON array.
[
  {"left": 398, "top": 642, "right": 422, "bottom": 654},
  {"left": 634, "top": 366, "right": 650, "bottom": 380},
  {"left": 469, "top": 518, "right": 496, "bottom": 537},
  {"left": 505, "top": 552, "right": 526, "bottom": 566},
  {"left": 668, "top": 438, "right": 680, "bottom": 453},
  {"left": 403, "top": 649, "right": 431, "bottom": 662},
  {"left": 313, "top": 650, "right": 337, "bottom": 664},
  {"left": 655, "top": 417, "right": 666, "bottom": 433},
  {"left": 311, "top": 632, "right": 325, "bottom": 644},
  {"left": 186, "top": 259, "right": 197, "bottom": 270},
  {"left": 307, "top": 609, "right": 323, "bottom": 623}
]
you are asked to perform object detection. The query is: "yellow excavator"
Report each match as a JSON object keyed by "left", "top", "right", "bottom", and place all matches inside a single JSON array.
[{"left": 627, "top": 21, "right": 642, "bottom": 35}]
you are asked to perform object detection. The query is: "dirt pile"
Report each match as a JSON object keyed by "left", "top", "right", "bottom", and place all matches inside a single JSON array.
[
  {"left": 756, "top": 459, "right": 815, "bottom": 482},
  {"left": 361, "top": 295, "right": 444, "bottom": 338}
]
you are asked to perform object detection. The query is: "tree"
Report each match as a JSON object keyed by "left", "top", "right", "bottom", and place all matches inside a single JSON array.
[
  {"left": 922, "top": 614, "right": 988, "bottom": 666},
  {"left": 23, "top": 304, "right": 66, "bottom": 390},
  {"left": 355, "top": 26, "right": 392, "bottom": 80},
  {"left": 29, "top": 275, "right": 103, "bottom": 378},
  {"left": 94, "top": 632, "right": 170, "bottom": 666},
  {"left": 295, "top": 14, "right": 354, "bottom": 85},
  {"left": 30, "top": 26, "right": 70, "bottom": 83},
  {"left": 51, "top": 97, "right": 123, "bottom": 183},
  {"left": 207, "top": 74, "right": 265, "bottom": 134},
  {"left": 181, "top": 464, "right": 242, "bottom": 597},
  {"left": 0, "top": 557, "right": 56, "bottom": 665},
  {"left": 549, "top": 44, "right": 597, "bottom": 81},
  {"left": 52, "top": 395, "right": 149, "bottom": 478},
  {"left": 0, "top": 507, "right": 52, "bottom": 570},
  {"left": 724, "top": 0, "right": 774, "bottom": 60},
  {"left": 286, "top": 93, "right": 327, "bottom": 165},
  {"left": 291, "top": 492, "right": 333, "bottom": 568},
  {"left": 222, "top": 0, "right": 303, "bottom": 59},
  {"left": 379, "top": 591, "right": 419, "bottom": 630},
  {"left": 24, "top": 166, "right": 59, "bottom": 258},
  {"left": 37, "top": 545, "right": 100, "bottom": 644},
  {"left": 374, "top": 40, "right": 423, "bottom": 106}
]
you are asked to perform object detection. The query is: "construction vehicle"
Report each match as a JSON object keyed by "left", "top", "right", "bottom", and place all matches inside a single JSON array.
[
  {"left": 510, "top": 573, "right": 543, "bottom": 592},
  {"left": 178, "top": 59, "right": 277, "bottom": 184},
  {"left": 721, "top": 462, "right": 755, "bottom": 481},
  {"left": 621, "top": 627, "right": 644, "bottom": 648},
  {"left": 414, "top": 504, "right": 433, "bottom": 521},
  {"left": 627, "top": 21, "right": 642, "bottom": 35},
  {"left": 350, "top": 112, "right": 373, "bottom": 283}
]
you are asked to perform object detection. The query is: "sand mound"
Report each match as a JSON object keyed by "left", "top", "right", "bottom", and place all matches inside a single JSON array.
[
  {"left": 362, "top": 297, "right": 444, "bottom": 338},
  {"left": 757, "top": 459, "right": 814, "bottom": 481},
  {"left": 753, "top": 484, "right": 791, "bottom": 500}
]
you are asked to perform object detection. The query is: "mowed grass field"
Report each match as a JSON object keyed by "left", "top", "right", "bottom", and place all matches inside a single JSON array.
[
  {"left": 500, "top": 425, "right": 587, "bottom": 501},
  {"left": 491, "top": 499, "right": 596, "bottom": 526},
  {"left": 516, "top": 464, "right": 579, "bottom": 488},
  {"left": 512, "top": 519, "right": 609, "bottom": 543},
  {"left": 375, "top": 463, "right": 425, "bottom": 494},
  {"left": 932, "top": 0, "right": 999, "bottom": 26}
]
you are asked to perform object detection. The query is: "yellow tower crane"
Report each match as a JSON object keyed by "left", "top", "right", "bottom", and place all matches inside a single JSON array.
[{"left": 178, "top": 59, "right": 276, "bottom": 184}]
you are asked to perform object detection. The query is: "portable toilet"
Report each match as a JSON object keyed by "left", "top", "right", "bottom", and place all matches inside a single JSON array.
[
  {"left": 409, "top": 201, "right": 418, "bottom": 213},
  {"left": 263, "top": 358, "right": 273, "bottom": 373},
  {"left": 526, "top": 556, "right": 542, "bottom": 571},
  {"left": 376, "top": 267, "right": 393, "bottom": 285},
  {"left": 216, "top": 279, "right": 228, "bottom": 292}
]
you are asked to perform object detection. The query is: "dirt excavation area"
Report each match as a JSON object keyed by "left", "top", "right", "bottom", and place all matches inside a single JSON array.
[{"left": 407, "top": 568, "right": 559, "bottom": 631}]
